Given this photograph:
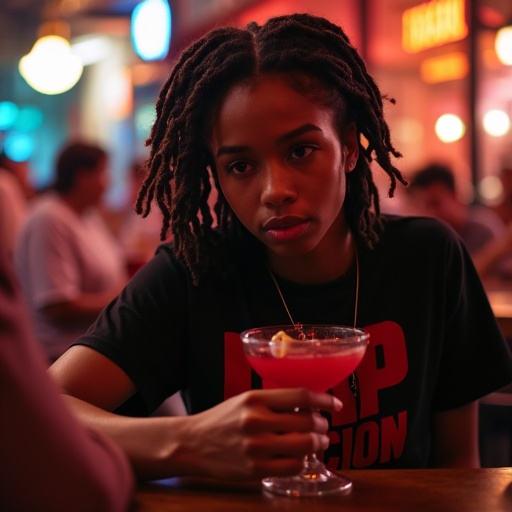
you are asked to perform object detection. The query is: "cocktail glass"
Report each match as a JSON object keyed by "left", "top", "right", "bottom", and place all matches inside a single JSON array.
[{"left": 240, "top": 324, "right": 369, "bottom": 497}]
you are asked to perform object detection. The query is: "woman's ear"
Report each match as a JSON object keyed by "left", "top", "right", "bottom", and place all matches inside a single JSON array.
[{"left": 343, "top": 122, "right": 359, "bottom": 173}]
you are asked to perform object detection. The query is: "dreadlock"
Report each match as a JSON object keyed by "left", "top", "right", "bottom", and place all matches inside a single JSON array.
[{"left": 137, "top": 13, "right": 407, "bottom": 284}]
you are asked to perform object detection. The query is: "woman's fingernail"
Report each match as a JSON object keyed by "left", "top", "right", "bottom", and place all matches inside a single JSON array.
[{"left": 333, "top": 397, "right": 343, "bottom": 411}]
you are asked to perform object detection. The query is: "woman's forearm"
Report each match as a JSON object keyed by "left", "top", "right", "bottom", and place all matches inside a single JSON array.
[
  {"left": 61, "top": 395, "right": 195, "bottom": 481},
  {"left": 61, "top": 389, "right": 340, "bottom": 482}
]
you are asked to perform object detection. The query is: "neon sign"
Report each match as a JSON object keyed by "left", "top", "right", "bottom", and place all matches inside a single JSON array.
[{"left": 402, "top": 0, "right": 468, "bottom": 53}]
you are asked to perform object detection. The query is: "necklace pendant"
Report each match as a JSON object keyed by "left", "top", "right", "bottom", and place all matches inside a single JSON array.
[{"left": 294, "top": 322, "right": 306, "bottom": 339}]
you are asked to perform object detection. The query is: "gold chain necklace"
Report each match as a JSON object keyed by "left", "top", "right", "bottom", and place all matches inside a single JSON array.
[
  {"left": 267, "top": 245, "right": 361, "bottom": 400},
  {"left": 267, "top": 244, "right": 360, "bottom": 331}
]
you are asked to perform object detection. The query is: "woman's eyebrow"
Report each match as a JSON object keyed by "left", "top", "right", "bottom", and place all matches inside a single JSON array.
[
  {"left": 216, "top": 124, "right": 322, "bottom": 158},
  {"left": 276, "top": 123, "right": 322, "bottom": 144},
  {"left": 216, "top": 145, "right": 250, "bottom": 158}
]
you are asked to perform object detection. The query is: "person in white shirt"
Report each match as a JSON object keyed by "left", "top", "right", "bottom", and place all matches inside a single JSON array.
[{"left": 14, "top": 141, "right": 128, "bottom": 362}]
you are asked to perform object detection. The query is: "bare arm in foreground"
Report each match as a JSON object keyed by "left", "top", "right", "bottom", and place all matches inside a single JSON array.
[
  {"left": 50, "top": 345, "right": 341, "bottom": 481},
  {"left": 0, "top": 254, "right": 134, "bottom": 512}
]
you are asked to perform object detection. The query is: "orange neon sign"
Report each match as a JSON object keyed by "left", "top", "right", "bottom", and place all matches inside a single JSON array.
[
  {"left": 420, "top": 52, "right": 468, "bottom": 83},
  {"left": 402, "top": 0, "right": 468, "bottom": 53}
]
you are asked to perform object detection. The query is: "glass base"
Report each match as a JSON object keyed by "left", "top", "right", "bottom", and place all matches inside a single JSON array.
[{"left": 261, "top": 458, "right": 352, "bottom": 497}]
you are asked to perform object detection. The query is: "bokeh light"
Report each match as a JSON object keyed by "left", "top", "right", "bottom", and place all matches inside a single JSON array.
[
  {"left": 495, "top": 26, "right": 512, "bottom": 65},
  {"left": 19, "top": 35, "right": 83, "bottom": 95},
  {"left": 483, "top": 109, "right": 510, "bottom": 137},
  {"left": 478, "top": 175, "right": 503, "bottom": 204},
  {"left": 434, "top": 114, "right": 466, "bottom": 143},
  {"left": 13, "top": 105, "right": 44, "bottom": 131},
  {"left": 3, "top": 132, "right": 35, "bottom": 161},
  {"left": 0, "top": 101, "right": 19, "bottom": 131},
  {"left": 131, "top": 0, "right": 172, "bottom": 61}
]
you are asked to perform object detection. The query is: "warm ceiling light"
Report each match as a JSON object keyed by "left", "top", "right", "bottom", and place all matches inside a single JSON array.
[
  {"left": 483, "top": 109, "right": 510, "bottom": 137},
  {"left": 19, "top": 21, "right": 83, "bottom": 95},
  {"left": 435, "top": 114, "right": 465, "bottom": 143},
  {"left": 495, "top": 26, "right": 512, "bottom": 65}
]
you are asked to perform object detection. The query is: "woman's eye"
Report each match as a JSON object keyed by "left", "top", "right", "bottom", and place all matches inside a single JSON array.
[
  {"left": 227, "top": 161, "right": 253, "bottom": 175},
  {"left": 289, "top": 145, "right": 316, "bottom": 160}
]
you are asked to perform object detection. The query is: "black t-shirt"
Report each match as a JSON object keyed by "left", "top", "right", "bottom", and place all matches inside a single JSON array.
[{"left": 74, "top": 215, "right": 512, "bottom": 469}]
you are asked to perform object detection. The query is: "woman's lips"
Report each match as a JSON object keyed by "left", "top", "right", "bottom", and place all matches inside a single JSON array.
[{"left": 263, "top": 216, "right": 309, "bottom": 241}]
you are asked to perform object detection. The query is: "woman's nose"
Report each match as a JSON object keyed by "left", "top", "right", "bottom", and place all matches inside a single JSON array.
[{"left": 260, "top": 162, "right": 297, "bottom": 207}]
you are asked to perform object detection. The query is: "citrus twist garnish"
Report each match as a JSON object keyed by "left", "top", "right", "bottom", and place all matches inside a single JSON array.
[{"left": 270, "top": 330, "right": 294, "bottom": 357}]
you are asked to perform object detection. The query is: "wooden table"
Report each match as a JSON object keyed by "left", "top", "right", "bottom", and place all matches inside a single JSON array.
[{"left": 133, "top": 468, "right": 512, "bottom": 512}]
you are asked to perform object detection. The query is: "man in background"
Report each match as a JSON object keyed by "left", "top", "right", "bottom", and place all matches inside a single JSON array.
[
  {"left": 14, "top": 141, "right": 127, "bottom": 362},
  {"left": 407, "top": 163, "right": 505, "bottom": 255}
]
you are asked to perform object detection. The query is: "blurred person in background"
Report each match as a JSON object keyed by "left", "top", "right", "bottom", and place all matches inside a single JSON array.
[
  {"left": 0, "top": 152, "right": 35, "bottom": 259},
  {"left": 472, "top": 222, "right": 512, "bottom": 286},
  {"left": 14, "top": 141, "right": 128, "bottom": 363},
  {"left": 0, "top": 244, "right": 134, "bottom": 512},
  {"left": 407, "top": 163, "right": 505, "bottom": 256},
  {"left": 474, "top": 158, "right": 512, "bottom": 284}
]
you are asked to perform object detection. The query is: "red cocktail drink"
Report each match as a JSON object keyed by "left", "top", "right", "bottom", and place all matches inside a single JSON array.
[
  {"left": 240, "top": 324, "right": 369, "bottom": 497},
  {"left": 246, "top": 346, "right": 366, "bottom": 392}
]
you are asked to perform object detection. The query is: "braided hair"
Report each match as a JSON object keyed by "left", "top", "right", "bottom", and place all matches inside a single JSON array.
[{"left": 137, "top": 13, "right": 407, "bottom": 284}]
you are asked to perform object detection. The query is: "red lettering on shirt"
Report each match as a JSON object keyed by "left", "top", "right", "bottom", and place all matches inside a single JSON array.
[
  {"left": 325, "top": 411, "right": 408, "bottom": 470},
  {"left": 224, "top": 332, "right": 252, "bottom": 400},
  {"left": 223, "top": 321, "right": 409, "bottom": 468},
  {"left": 330, "top": 321, "right": 408, "bottom": 426},
  {"left": 357, "top": 321, "right": 408, "bottom": 418},
  {"left": 380, "top": 410, "right": 408, "bottom": 463}
]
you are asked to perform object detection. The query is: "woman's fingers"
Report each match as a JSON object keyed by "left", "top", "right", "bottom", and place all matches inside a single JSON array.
[
  {"left": 237, "top": 389, "right": 342, "bottom": 435},
  {"left": 244, "top": 388, "right": 343, "bottom": 414},
  {"left": 240, "top": 406, "right": 330, "bottom": 435},
  {"left": 187, "top": 389, "right": 342, "bottom": 480}
]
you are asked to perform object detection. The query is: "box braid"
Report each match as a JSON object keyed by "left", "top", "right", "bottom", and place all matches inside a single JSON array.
[{"left": 136, "top": 13, "right": 407, "bottom": 284}]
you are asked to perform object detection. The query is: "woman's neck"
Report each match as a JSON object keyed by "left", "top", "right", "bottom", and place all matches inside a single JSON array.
[{"left": 266, "top": 224, "right": 356, "bottom": 285}]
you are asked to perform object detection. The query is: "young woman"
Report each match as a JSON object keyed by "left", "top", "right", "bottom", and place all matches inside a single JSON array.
[{"left": 50, "top": 13, "right": 512, "bottom": 481}]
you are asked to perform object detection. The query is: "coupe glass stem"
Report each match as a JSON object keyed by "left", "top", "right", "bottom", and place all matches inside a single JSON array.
[{"left": 303, "top": 452, "right": 321, "bottom": 475}]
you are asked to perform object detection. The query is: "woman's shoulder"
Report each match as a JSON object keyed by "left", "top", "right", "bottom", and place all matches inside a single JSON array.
[
  {"left": 143, "top": 241, "right": 186, "bottom": 277},
  {"left": 25, "top": 193, "right": 69, "bottom": 222},
  {"left": 376, "top": 213, "right": 465, "bottom": 261},
  {"left": 380, "top": 213, "right": 459, "bottom": 241}
]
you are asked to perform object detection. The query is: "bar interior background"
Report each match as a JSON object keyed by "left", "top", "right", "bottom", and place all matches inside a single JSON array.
[{"left": 0, "top": 0, "right": 511, "bottom": 215}]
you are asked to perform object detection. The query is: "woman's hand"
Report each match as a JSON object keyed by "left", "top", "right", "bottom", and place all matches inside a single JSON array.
[
  {"left": 51, "top": 347, "right": 342, "bottom": 481},
  {"left": 174, "top": 389, "right": 342, "bottom": 480}
]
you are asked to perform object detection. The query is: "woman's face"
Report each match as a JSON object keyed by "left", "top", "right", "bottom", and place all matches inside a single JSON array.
[{"left": 209, "top": 75, "right": 358, "bottom": 268}]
